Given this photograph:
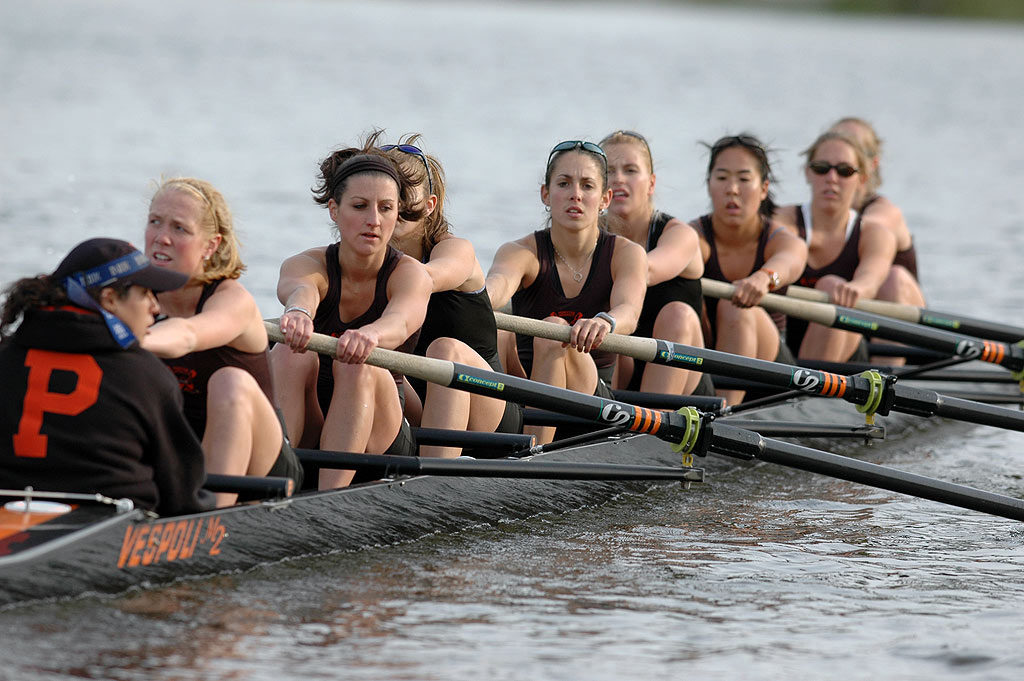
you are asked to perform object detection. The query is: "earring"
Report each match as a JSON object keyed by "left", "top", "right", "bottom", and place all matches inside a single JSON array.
[{"left": 544, "top": 205, "right": 551, "bottom": 213}]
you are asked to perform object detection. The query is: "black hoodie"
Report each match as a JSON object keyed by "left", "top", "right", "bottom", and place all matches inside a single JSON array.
[{"left": 0, "top": 305, "right": 213, "bottom": 515}]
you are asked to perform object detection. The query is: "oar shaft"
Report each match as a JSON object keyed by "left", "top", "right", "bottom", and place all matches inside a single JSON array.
[
  {"left": 493, "top": 312, "right": 873, "bottom": 404},
  {"left": 787, "top": 284, "right": 1024, "bottom": 343},
  {"left": 702, "top": 279, "right": 1024, "bottom": 372},
  {"left": 295, "top": 449, "right": 703, "bottom": 482},
  {"left": 268, "top": 323, "right": 692, "bottom": 444},
  {"left": 705, "top": 423, "right": 1024, "bottom": 522}
]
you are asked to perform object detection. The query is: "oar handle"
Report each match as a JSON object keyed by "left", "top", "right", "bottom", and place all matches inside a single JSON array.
[
  {"left": 493, "top": 311, "right": 661, "bottom": 360},
  {"left": 701, "top": 279, "right": 1024, "bottom": 372},
  {"left": 785, "top": 284, "right": 921, "bottom": 323},
  {"left": 701, "top": 278, "right": 837, "bottom": 325}
]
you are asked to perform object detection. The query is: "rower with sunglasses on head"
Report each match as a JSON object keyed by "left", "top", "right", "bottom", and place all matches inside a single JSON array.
[
  {"left": 599, "top": 130, "right": 710, "bottom": 397},
  {"left": 486, "top": 139, "right": 646, "bottom": 445},
  {"left": 271, "top": 142, "right": 432, "bottom": 488},
  {"left": 381, "top": 133, "right": 523, "bottom": 458},
  {"left": 691, "top": 134, "right": 808, "bottom": 406},
  {"left": 0, "top": 238, "right": 213, "bottom": 515},
  {"left": 775, "top": 130, "right": 897, "bottom": 364}
]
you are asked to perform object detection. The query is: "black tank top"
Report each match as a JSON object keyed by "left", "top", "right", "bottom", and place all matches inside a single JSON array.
[
  {"left": 414, "top": 249, "right": 502, "bottom": 372},
  {"left": 512, "top": 228, "right": 617, "bottom": 376},
  {"left": 634, "top": 211, "right": 703, "bottom": 339},
  {"left": 163, "top": 280, "right": 276, "bottom": 437},
  {"left": 699, "top": 214, "right": 787, "bottom": 343},
  {"left": 862, "top": 194, "right": 919, "bottom": 280},
  {"left": 786, "top": 204, "right": 861, "bottom": 354},
  {"left": 314, "top": 243, "right": 418, "bottom": 415},
  {"left": 794, "top": 204, "right": 862, "bottom": 288}
]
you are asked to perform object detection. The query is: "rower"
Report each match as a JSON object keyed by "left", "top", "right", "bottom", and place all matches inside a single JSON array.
[
  {"left": 599, "top": 130, "right": 710, "bottom": 396},
  {"left": 775, "top": 131, "right": 898, "bottom": 364},
  {"left": 140, "top": 178, "right": 303, "bottom": 507},
  {"left": 382, "top": 134, "right": 524, "bottom": 458},
  {"left": 690, "top": 134, "right": 807, "bottom": 405},
  {"left": 830, "top": 117, "right": 926, "bottom": 366},
  {"left": 829, "top": 117, "right": 924, "bottom": 308},
  {"left": 0, "top": 238, "right": 213, "bottom": 515},
  {"left": 270, "top": 147, "right": 432, "bottom": 488},
  {"left": 486, "top": 139, "right": 647, "bottom": 444}
]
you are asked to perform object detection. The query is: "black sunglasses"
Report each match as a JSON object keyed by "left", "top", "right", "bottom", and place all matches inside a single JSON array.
[
  {"left": 547, "top": 140, "right": 607, "bottom": 170},
  {"left": 380, "top": 144, "right": 434, "bottom": 195},
  {"left": 808, "top": 160, "right": 859, "bottom": 178}
]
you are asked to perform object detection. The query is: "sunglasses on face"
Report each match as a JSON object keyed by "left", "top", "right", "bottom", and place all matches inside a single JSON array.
[
  {"left": 547, "top": 140, "right": 608, "bottom": 170},
  {"left": 380, "top": 144, "right": 434, "bottom": 195},
  {"left": 808, "top": 160, "right": 859, "bottom": 178}
]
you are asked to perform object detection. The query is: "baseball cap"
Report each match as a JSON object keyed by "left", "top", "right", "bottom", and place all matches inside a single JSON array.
[{"left": 51, "top": 238, "right": 188, "bottom": 292}]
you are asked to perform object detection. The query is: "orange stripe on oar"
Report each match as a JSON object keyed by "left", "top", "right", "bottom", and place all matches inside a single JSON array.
[
  {"left": 821, "top": 372, "right": 836, "bottom": 397},
  {"left": 835, "top": 375, "right": 848, "bottom": 398}
]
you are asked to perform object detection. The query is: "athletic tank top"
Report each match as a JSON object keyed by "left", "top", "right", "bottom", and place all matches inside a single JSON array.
[
  {"left": 862, "top": 194, "right": 919, "bottom": 281},
  {"left": 163, "top": 280, "right": 276, "bottom": 437},
  {"left": 786, "top": 204, "right": 862, "bottom": 354},
  {"left": 699, "top": 214, "right": 787, "bottom": 343},
  {"left": 314, "top": 243, "right": 418, "bottom": 415},
  {"left": 794, "top": 204, "right": 861, "bottom": 288},
  {"left": 511, "top": 228, "right": 617, "bottom": 376},
  {"left": 634, "top": 211, "right": 703, "bottom": 339},
  {"left": 414, "top": 250, "right": 502, "bottom": 373}
]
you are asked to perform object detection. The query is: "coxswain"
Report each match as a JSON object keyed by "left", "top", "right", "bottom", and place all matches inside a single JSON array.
[{"left": 0, "top": 238, "right": 212, "bottom": 515}]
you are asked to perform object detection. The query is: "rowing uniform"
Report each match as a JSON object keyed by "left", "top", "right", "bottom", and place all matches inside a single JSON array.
[
  {"left": 314, "top": 242, "right": 417, "bottom": 457},
  {"left": 163, "top": 280, "right": 304, "bottom": 488},
  {"left": 512, "top": 228, "right": 617, "bottom": 395},
  {"left": 862, "top": 194, "right": 919, "bottom": 280},
  {"left": 698, "top": 214, "right": 791, "bottom": 362},
  {"left": 0, "top": 305, "right": 213, "bottom": 515},
  {"left": 412, "top": 250, "right": 524, "bottom": 436},
  {"left": 785, "top": 204, "right": 868, "bottom": 361},
  {"left": 627, "top": 211, "right": 710, "bottom": 393}
]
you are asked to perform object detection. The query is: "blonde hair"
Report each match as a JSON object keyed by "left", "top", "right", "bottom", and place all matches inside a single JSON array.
[
  {"left": 152, "top": 177, "right": 245, "bottom": 283},
  {"left": 802, "top": 131, "right": 870, "bottom": 178},
  {"left": 830, "top": 117, "right": 882, "bottom": 195}
]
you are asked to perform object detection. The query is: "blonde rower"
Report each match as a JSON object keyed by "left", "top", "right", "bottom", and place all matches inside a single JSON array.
[{"left": 600, "top": 130, "right": 709, "bottom": 396}]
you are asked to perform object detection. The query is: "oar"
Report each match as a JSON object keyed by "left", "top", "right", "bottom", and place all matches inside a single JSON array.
[
  {"left": 267, "top": 323, "right": 1024, "bottom": 522},
  {"left": 492, "top": 312, "right": 1024, "bottom": 432},
  {"left": 204, "top": 473, "right": 293, "bottom": 499},
  {"left": 701, "top": 279, "right": 1024, "bottom": 373},
  {"left": 786, "top": 283, "right": 1024, "bottom": 344},
  {"left": 295, "top": 449, "right": 703, "bottom": 483}
]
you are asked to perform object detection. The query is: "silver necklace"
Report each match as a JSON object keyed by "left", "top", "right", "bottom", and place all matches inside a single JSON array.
[{"left": 553, "top": 240, "right": 597, "bottom": 283}]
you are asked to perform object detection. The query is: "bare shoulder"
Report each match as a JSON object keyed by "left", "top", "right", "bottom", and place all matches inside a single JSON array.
[
  {"left": 431, "top": 234, "right": 477, "bottom": 260},
  {"left": 772, "top": 205, "right": 799, "bottom": 230}
]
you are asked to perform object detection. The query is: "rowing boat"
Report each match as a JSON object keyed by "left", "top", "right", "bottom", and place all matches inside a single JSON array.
[{"left": 0, "top": 365, "right": 999, "bottom": 609}]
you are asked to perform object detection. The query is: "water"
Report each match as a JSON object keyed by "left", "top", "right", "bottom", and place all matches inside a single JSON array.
[{"left": 3, "top": 0, "right": 1024, "bottom": 678}]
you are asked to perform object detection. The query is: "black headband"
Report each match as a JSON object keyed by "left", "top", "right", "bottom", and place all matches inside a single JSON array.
[{"left": 335, "top": 154, "right": 401, "bottom": 186}]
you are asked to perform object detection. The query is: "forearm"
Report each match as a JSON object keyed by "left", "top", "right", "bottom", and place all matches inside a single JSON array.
[{"left": 141, "top": 318, "right": 198, "bottom": 358}]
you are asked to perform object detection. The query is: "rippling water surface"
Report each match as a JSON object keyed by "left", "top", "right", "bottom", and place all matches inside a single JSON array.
[{"left": 3, "top": 1, "right": 1024, "bottom": 679}]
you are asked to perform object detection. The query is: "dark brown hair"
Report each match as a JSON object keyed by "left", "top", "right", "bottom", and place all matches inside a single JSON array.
[{"left": 703, "top": 133, "right": 777, "bottom": 218}]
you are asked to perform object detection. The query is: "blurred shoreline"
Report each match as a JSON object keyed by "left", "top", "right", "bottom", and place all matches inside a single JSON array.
[{"left": 680, "top": 0, "right": 1024, "bottom": 21}]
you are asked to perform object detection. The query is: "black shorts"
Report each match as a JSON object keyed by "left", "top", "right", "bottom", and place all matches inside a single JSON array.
[{"left": 267, "top": 438, "right": 304, "bottom": 490}]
